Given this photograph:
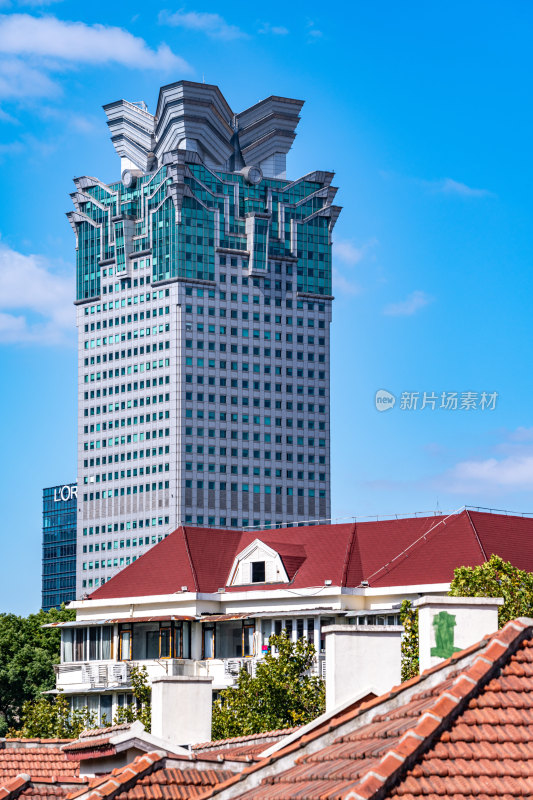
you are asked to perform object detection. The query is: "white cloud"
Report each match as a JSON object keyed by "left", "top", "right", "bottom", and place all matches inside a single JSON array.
[
  {"left": 306, "top": 20, "right": 323, "bottom": 41},
  {"left": 0, "top": 241, "right": 74, "bottom": 345},
  {"left": 0, "top": 14, "right": 190, "bottom": 99},
  {"left": 442, "top": 455, "right": 533, "bottom": 492},
  {"left": 332, "top": 268, "right": 361, "bottom": 296},
  {"left": 0, "top": 0, "right": 65, "bottom": 6},
  {"left": 334, "top": 237, "right": 378, "bottom": 267},
  {"left": 0, "top": 56, "right": 58, "bottom": 99},
  {"left": 159, "top": 9, "right": 247, "bottom": 40},
  {"left": 68, "top": 114, "right": 100, "bottom": 134},
  {"left": 17, "top": 0, "right": 64, "bottom": 5},
  {"left": 422, "top": 177, "right": 495, "bottom": 199},
  {"left": 332, "top": 237, "right": 378, "bottom": 296},
  {"left": 433, "top": 427, "right": 533, "bottom": 494},
  {"left": 508, "top": 427, "right": 533, "bottom": 443},
  {"left": 383, "top": 290, "right": 433, "bottom": 316},
  {"left": 258, "top": 22, "right": 288, "bottom": 35}
]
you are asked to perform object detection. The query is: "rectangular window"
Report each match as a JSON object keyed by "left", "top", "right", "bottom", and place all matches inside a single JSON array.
[
  {"left": 203, "top": 624, "right": 215, "bottom": 659},
  {"left": 160, "top": 624, "right": 171, "bottom": 658},
  {"left": 251, "top": 561, "right": 266, "bottom": 583},
  {"left": 119, "top": 629, "right": 131, "bottom": 660}
]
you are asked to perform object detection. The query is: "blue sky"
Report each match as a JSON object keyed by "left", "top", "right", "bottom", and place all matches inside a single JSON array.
[{"left": 0, "top": 0, "right": 532, "bottom": 613}]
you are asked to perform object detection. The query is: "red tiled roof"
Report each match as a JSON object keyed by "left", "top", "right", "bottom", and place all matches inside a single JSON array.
[
  {"left": 0, "top": 775, "right": 87, "bottom": 800},
  {"left": 90, "top": 511, "right": 533, "bottom": 600},
  {"left": 66, "top": 752, "right": 236, "bottom": 800},
  {"left": 0, "top": 743, "right": 79, "bottom": 781},
  {"left": 113, "top": 766, "right": 236, "bottom": 800},
  {"left": 77, "top": 724, "right": 132, "bottom": 740},
  {"left": 192, "top": 729, "right": 298, "bottom": 762},
  {"left": 61, "top": 725, "right": 135, "bottom": 761},
  {"left": 203, "top": 619, "right": 533, "bottom": 800}
]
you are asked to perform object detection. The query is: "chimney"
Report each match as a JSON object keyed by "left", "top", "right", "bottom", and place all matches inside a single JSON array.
[
  {"left": 151, "top": 676, "right": 213, "bottom": 746},
  {"left": 324, "top": 624, "right": 403, "bottom": 711},
  {"left": 413, "top": 595, "right": 504, "bottom": 674}
]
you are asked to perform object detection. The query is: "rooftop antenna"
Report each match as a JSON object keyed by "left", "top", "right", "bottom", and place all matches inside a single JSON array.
[{"left": 202, "top": 73, "right": 205, "bottom": 84}]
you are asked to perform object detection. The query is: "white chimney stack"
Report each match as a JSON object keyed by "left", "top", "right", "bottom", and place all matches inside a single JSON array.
[
  {"left": 151, "top": 675, "right": 213, "bottom": 746},
  {"left": 324, "top": 624, "right": 403, "bottom": 711},
  {"left": 413, "top": 595, "right": 504, "bottom": 674}
]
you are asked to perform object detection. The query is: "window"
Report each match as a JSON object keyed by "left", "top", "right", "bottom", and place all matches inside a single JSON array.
[
  {"left": 251, "top": 561, "right": 266, "bottom": 583},
  {"left": 160, "top": 623, "right": 171, "bottom": 658},
  {"left": 203, "top": 624, "right": 215, "bottom": 659},
  {"left": 119, "top": 628, "right": 131, "bottom": 660}
]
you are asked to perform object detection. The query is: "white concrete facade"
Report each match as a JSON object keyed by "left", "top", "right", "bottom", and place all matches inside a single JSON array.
[
  {"left": 324, "top": 625, "right": 403, "bottom": 711},
  {"left": 53, "top": 580, "right": 454, "bottom": 723},
  {"left": 151, "top": 675, "right": 213, "bottom": 746}
]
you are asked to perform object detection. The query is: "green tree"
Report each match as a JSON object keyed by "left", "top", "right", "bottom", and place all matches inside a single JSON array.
[
  {"left": 0, "top": 606, "right": 75, "bottom": 734},
  {"left": 9, "top": 664, "right": 152, "bottom": 739},
  {"left": 399, "top": 600, "right": 419, "bottom": 681},
  {"left": 113, "top": 665, "right": 152, "bottom": 731},
  {"left": 212, "top": 633, "right": 325, "bottom": 740},
  {"left": 449, "top": 553, "right": 533, "bottom": 626},
  {"left": 9, "top": 695, "right": 96, "bottom": 739}
]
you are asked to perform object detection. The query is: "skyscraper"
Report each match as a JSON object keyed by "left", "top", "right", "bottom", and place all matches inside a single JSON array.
[
  {"left": 42, "top": 483, "right": 77, "bottom": 610},
  {"left": 69, "top": 81, "right": 341, "bottom": 596}
]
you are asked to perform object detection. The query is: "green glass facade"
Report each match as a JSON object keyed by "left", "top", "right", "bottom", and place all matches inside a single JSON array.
[{"left": 74, "top": 164, "right": 333, "bottom": 302}]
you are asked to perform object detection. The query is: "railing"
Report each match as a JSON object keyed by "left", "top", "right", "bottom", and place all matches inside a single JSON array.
[{"left": 55, "top": 653, "right": 327, "bottom": 688}]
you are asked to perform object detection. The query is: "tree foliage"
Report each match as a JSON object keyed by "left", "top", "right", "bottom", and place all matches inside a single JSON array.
[
  {"left": 0, "top": 606, "right": 75, "bottom": 735},
  {"left": 9, "top": 665, "right": 152, "bottom": 738},
  {"left": 399, "top": 600, "right": 419, "bottom": 681},
  {"left": 212, "top": 633, "right": 325, "bottom": 740},
  {"left": 112, "top": 665, "right": 152, "bottom": 731},
  {"left": 449, "top": 553, "right": 533, "bottom": 627},
  {"left": 9, "top": 694, "right": 96, "bottom": 739}
]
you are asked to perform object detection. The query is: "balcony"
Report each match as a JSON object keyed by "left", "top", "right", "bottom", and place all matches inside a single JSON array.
[
  {"left": 55, "top": 653, "right": 326, "bottom": 694},
  {"left": 193, "top": 653, "right": 325, "bottom": 688},
  {"left": 55, "top": 659, "right": 197, "bottom": 691}
]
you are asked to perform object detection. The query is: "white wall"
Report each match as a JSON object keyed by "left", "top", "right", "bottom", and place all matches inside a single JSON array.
[
  {"left": 151, "top": 675, "right": 213, "bottom": 746},
  {"left": 324, "top": 625, "right": 402, "bottom": 711}
]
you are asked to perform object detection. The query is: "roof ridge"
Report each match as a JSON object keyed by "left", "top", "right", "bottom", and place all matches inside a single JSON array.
[
  {"left": 66, "top": 752, "right": 163, "bottom": 800},
  {"left": 364, "top": 508, "right": 465, "bottom": 586},
  {"left": 0, "top": 774, "right": 31, "bottom": 800},
  {"left": 341, "top": 522, "right": 359, "bottom": 587},
  {"left": 182, "top": 527, "right": 200, "bottom": 592},
  {"left": 465, "top": 507, "right": 488, "bottom": 562},
  {"left": 193, "top": 727, "right": 298, "bottom": 749}
]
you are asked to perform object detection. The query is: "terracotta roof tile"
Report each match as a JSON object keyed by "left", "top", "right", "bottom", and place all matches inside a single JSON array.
[
  {"left": 191, "top": 729, "right": 298, "bottom": 761},
  {"left": 0, "top": 746, "right": 79, "bottom": 781},
  {"left": 0, "top": 774, "right": 88, "bottom": 800},
  {"left": 209, "top": 619, "right": 533, "bottom": 800},
  {"left": 78, "top": 725, "right": 132, "bottom": 740}
]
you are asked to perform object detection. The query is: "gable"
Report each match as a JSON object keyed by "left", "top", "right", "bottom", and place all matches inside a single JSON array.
[{"left": 228, "top": 540, "right": 289, "bottom": 586}]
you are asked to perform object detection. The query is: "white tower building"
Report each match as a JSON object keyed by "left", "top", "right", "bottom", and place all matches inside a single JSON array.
[{"left": 69, "top": 81, "right": 341, "bottom": 596}]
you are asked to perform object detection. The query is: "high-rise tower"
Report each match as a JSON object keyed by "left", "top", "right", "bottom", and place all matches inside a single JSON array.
[{"left": 69, "top": 81, "right": 341, "bottom": 597}]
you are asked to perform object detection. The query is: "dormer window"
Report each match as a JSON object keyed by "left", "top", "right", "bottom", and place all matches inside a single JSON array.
[
  {"left": 251, "top": 561, "right": 266, "bottom": 583},
  {"left": 227, "top": 539, "right": 291, "bottom": 586}
]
